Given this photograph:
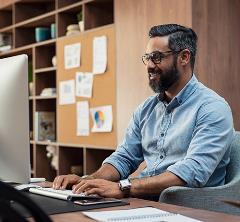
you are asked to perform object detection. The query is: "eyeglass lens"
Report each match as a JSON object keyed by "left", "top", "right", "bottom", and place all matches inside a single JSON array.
[{"left": 142, "top": 51, "right": 165, "bottom": 65}]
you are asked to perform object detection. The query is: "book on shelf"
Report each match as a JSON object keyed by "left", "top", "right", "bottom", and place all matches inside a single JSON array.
[{"left": 34, "top": 112, "right": 56, "bottom": 141}]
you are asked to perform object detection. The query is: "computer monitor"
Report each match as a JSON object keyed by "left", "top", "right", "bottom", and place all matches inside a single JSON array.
[{"left": 0, "top": 54, "right": 30, "bottom": 183}]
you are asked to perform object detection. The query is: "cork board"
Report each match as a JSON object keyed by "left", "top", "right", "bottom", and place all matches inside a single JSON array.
[{"left": 57, "top": 25, "right": 116, "bottom": 148}]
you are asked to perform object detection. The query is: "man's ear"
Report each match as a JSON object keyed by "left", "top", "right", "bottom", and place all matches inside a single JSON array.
[{"left": 179, "top": 49, "right": 191, "bottom": 66}]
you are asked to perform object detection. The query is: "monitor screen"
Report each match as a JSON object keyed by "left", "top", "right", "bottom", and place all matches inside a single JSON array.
[{"left": 0, "top": 54, "right": 30, "bottom": 183}]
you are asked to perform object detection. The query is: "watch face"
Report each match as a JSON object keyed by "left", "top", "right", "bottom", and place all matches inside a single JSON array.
[
  {"left": 121, "top": 179, "right": 131, "bottom": 187},
  {"left": 120, "top": 179, "right": 131, "bottom": 191}
]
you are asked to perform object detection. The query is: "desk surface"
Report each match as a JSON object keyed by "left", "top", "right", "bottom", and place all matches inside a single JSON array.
[{"left": 49, "top": 198, "right": 240, "bottom": 222}]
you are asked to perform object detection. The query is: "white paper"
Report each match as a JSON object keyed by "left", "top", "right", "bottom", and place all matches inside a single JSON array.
[
  {"left": 77, "top": 101, "right": 89, "bottom": 136},
  {"left": 59, "top": 80, "right": 75, "bottom": 105},
  {"left": 64, "top": 43, "right": 81, "bottom": 69},
  {"left": 90, "top": 105, "right": 112, "bottom": 132},
  {"left": 82, "top": 207, "right": 203, "bottom": 222},
  {"left": 75, "top": 72, "right": 93, "bottom": 98},
  {"left": 93, "top": 35, "right": 107, "bottom": 74}
]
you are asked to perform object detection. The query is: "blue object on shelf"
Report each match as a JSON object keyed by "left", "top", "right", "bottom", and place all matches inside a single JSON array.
[
  {"left": 35, "top": 27, "right": 51, "bottom": 42},
  {"left": 51, "top": 23, "right": 56, "bottom": 39}
]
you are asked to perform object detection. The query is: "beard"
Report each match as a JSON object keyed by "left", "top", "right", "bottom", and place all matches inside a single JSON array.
[{"left": 148, "top": 57, "right": 180, "bottom": 93}]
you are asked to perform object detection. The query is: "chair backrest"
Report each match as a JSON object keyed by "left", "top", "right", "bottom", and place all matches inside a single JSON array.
[
  {"left": 225, "top": 131, "right": 240, "bottom": 184},
  {"left": 0, "top": 181, "right": 52, "bottom": 222}
]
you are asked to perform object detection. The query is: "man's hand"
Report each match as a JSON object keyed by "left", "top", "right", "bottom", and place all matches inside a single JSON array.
[
  {"left": 72, "top": 179, "right": 124, "bottom": 199},
  {"left": 52, "top": 174, "right": 82, "bottom": 189}
]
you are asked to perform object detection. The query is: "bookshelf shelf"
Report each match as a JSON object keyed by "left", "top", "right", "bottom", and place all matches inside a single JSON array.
[
  {"left": 58, "top": 146, "right": 84, "bottom": 176},
  {"left": 35, "top": 141, "right": 58, "bottom": 146},
  {"left": 35, "top": 67, "right": 56, "bottom": 73},
  {"left": 35, "top": 42, "right": 56, "bottom": 69},
  {"left": 0, "top": 4, "right": 12, "bottom": 29},
  {"left": 57, "top": 0, "right": 84, "bottom": 13},
  {"left": 34, "top": 38, "right": 56, "bottom": 47},
  {"left": 57, "top": 0, "right": 81, "bottom": 9},
  {"left": 57, "top": 142, "right": 116, "bottom": 150},
  {"left": 57, "top": 5, "right": 83, "bottom": 37},
  {"left": 35, "top": 144, "right": 57, "bottom": 181},
  {"left": 0, "top": 46, "right": 32, "bottom": 57},
  {"left": 0, "top": 39, "right": 56, "bottom": 56},
  {"left": 0, "top": 25, "right": 13, "bottom": 33},
  {"left": 85, "top": 148, "right": 113, "bottom": 175},
  {"left": 34, "top": 96, "right": 57, "bottom": 100},
  {"left": 84, "top": 0, "right": 114, "bottom": 30},
  {"left": 14, "top": 0, "right": 55, "bottom": 23},
  {"left": 15, "top": 11, "right": 56, "bottom": 28}
]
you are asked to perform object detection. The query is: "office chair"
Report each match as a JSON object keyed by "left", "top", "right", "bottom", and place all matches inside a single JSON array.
[
  {"left": 159, "top": 131, "right": 240, "bottom": 215},
  {"left": 0, "top": 181, "right": 52, "bottom": 222}
]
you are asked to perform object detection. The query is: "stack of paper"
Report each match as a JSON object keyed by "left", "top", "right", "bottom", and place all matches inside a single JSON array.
[{"left": 82, "top": 207, "right": 202, "bottom": 222}]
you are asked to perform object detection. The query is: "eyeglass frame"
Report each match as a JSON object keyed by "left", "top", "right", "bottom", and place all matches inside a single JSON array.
[{"left": 141, "top": 50, "right": 180, "bottom": 65}]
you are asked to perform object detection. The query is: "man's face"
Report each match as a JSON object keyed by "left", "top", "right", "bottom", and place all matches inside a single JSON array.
[{"left": 144, "top": 37, "right": 180, "bottom": 93}]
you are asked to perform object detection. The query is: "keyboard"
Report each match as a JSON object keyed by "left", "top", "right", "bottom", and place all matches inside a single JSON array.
[
  {"left": 15, "top": 184, "right": 41, "bottom": 191},
  {"left": 29, "top": 187, "right": 101, "bottom": 201}
]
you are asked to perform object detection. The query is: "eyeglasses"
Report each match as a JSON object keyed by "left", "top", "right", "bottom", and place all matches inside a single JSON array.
[{"left": 142, "top": 50, "right": 177, "bottom": 65}]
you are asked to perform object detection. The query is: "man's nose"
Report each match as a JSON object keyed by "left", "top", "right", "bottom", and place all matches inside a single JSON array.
[{"left": 147, "top": 59, "right": 156, "bottom": 69}]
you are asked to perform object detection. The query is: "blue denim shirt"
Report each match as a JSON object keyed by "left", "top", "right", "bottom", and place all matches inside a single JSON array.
[{"left": 103, "top": 75, "right": 234, "bottom": 187}]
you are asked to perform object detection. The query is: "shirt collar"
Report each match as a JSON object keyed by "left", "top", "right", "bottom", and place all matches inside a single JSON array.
[
  {"left": 175, "top": 74, "right": 198, "bottom": 105},
  {"left": 158, "top": 74, "right": 199, "bottom": 111}
]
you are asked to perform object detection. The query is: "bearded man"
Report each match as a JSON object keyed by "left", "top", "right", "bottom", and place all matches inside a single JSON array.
[{"left": 53, "top": 24, "right": 234, "bottom": 201}]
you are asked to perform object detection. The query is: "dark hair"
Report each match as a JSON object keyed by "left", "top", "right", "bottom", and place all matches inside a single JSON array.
[{"left": 149, "top": 24, "right": 197, "bottom": 70}]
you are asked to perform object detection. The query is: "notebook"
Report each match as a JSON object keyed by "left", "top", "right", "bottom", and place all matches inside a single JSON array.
[
  {"left": 82, "top": 207, "right": 203, "bottom": 222},
  {"left": 29, "top": 187, "right": 102, "bottom": 201}
]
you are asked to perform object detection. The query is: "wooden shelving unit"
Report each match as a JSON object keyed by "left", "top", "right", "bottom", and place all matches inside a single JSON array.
[{"left": 0, "top": 0, "right": 114, "bottom": 181}]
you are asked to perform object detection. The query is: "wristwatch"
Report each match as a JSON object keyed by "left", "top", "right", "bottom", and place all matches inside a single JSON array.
[{"left": 119, "top": 178, "right": 132, "bottom": 197}]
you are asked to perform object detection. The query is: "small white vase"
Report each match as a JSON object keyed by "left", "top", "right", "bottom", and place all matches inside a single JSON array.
[{"left": 78, "top": 21, "right": 84, "bottom": 32}]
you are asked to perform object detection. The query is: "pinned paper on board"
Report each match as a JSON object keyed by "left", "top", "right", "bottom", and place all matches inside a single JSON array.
[
  {"left": 77, "top": 101, "right": 89, "bottom": 136},
  {"left": 92, "top": 35, "right": 107, "bottom": 74},
  {"left": 64, "top": 43, "right": 81, "bottom": 69},
  {"left": 59, "top": 80, "right": 75, "bottom": 105},
  {"left": 90, "top": 105, "right": 112, "bottom": 132},
  {"left": 76, "top": 72, "right": 93, "bottom": 98}
]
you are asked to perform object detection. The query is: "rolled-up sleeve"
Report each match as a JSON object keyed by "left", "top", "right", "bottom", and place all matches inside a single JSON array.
[
  {"left": 167, "top": 100, "right": 234, "bottom": 187},
  {"left": 103, "top": 107, "right": 144, "bottom": 179}
]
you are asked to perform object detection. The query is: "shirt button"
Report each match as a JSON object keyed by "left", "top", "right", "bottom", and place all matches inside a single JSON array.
[
  {"left": 167, "top": 110, "right": 171, "bottom": 114},
  {"left": 160, "top": 155, "right": 164, "bottom": 159},
  {"left": 161, "top": 133, "right": 164, "bottom": 137},
  {"left": 179, "top": 99, "right": 182, "bottom": 103}
]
